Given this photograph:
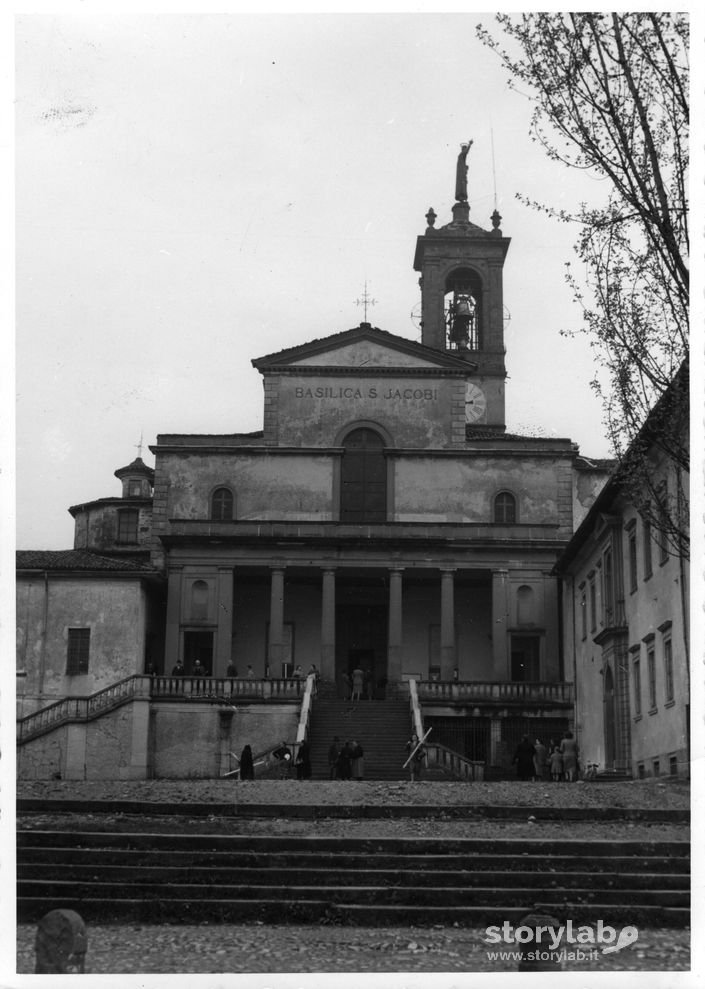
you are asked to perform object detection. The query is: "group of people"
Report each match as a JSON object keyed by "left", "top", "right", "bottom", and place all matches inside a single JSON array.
[
  {"left": 327, "top": 737, "right": 365, "bottom": 779},
  {"left": 512, "top": 731, "right": 579, "bottom": 782}
]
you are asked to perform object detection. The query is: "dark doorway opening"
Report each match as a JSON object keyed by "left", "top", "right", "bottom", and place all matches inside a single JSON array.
[
  {"left": 510, "top": 635, "right": 540, "bottom": 680},
  {"left": 183, "top": 630, "right": 214, "bottom": 675},
  {"left": 336, "top": 589, "right": 387, "bottom": 698}
]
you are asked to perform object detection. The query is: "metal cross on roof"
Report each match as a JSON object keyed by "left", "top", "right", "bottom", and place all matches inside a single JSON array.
[
  {"left": 354, "top": 281, "right": 377, "bottom": 322},
  {"left": 135, "top": 431, "right": 144, "bottom": 459}
]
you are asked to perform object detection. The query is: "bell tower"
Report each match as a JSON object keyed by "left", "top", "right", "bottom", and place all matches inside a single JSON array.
[{"left": 413, "top": 142, "right": 510, "bottom": 428}]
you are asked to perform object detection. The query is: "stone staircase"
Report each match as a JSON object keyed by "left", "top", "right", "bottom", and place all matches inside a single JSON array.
[
  {"left": 17, "top": 829, "right": 690, "bottom": 927},
  {"left": 308, "top": 699, "right": 412, "bottom": 780}
]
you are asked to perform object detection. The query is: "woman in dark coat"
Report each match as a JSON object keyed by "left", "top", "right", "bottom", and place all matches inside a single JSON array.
[
  {"left": 337, "top": 741, "right": 353, "bottom": 780},
  {"left": 513, "top": 735, "right": 536, "bottom": 781},
  {"left": 295, "top": 740, "right": 312, "bottom": 780},
  {"left": 239, "top": 744, "right": 254, "bottom": 781}
]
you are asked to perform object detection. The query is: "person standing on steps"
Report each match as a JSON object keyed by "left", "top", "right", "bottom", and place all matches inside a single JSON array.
[
  {"left": 351, "top": 665, "right": 365, "bottom": 703},
  {"left": 560, "top": 730, "right": 579, "bottom": 782},
  {"left": 337, "top": 740, "right": 353, "bottom": 780},
  {"left": 328, "top": 736, "right": 341, "bottom": 780},
  {"left": 351, "top": 739, "right": 364, "bottom": 781},
  {"left": 295, "top": 739, "right": 311, "bottom": 780},
  {"left": 512, "top": 735, "right": 535, "bottom": 781},
  {"left": 239, "top": 744, "right": 254, "bottom": 781},
  {"left": 406, "top": 733, "right": 425, "bottom": 782},
  {"left": 533, "top": 738, "right": 548, "bottom": 781}
]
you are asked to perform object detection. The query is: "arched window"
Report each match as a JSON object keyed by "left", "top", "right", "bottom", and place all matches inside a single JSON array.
[
  {"left": 191, "top": 580, "right": 209, "bottom": 620},
  {"left": 340, "top": 428, "right": 387, "bottom": 523},
  {"left": 211, "top": 487, "right": 234, "bottom": 521},
  {"left": 517, "top": 585, "right": 534, "bottom": 625},
  {"left": 494, "top": 491, "right": 517, "bottom": 524}
]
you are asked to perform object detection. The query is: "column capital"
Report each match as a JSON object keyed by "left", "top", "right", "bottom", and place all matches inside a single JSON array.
[
  {"left": 269, "top": 560, "right": 287, "bottom": 572},
  {"left": 440, "top": 565, "right": 457, "bottom": 576},
  {"left": 388, "top": 565, "right": 405, "bottom": 575}
]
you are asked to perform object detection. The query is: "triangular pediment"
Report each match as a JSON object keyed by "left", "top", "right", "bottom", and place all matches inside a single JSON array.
[{"left": 252, "top": 324, "right": 475, "bottom": 372}]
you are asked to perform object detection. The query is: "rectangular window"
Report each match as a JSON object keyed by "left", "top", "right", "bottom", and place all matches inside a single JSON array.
[
  {"left": 628, "top": 531, "right": 638, "bottom": 592},
  {"left": 637, "top": 763, "right": 645, "bottom": 780},
  {"left": 66, "top": 628, "right": 90, "bottom": 675},
  {"left": 602, "top": 549, "right": 613, "bottom": 625},
  {"left": 117, "top": 509, "right": 139, "bottom": 544},
  {"left": 653, "top": 759, "right": 660, "bottom": 778},
  {"left": 588, "top": 575, "right": 596, "bottom": 632},
  {"left": 663, "top": 638, "right": 674, "bottom": 702},
  {"left": 633, "top": 658, "right": 642, "bottom": 716},
  {"left": 643, "top": 519, "right": 653, "bottom": 578},
  {"left": 669, "top": 755, "right": 678, "bottom": 776},
  {"left": 580, "top": 591, "right": 587, "bottom": 640},
  {"left": 647, "top": 643, "right": 657, "bottom": 710}
]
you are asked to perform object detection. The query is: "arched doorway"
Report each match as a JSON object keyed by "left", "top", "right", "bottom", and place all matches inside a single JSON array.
[
  {"left": 603, "top": 664, "right": 616, "bottom": 769},
  {"left": 340, "top": 427, "right": 387, "bottom": 523}
]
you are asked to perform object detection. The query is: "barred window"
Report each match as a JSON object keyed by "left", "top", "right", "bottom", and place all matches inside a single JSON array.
[{"left": 67, "top": 628, "right": 90, "bottom": 675}]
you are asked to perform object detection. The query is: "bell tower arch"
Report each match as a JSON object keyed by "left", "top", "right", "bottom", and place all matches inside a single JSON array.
[{"left": 413, "top": 143, "right": 510, "bottom": 428}]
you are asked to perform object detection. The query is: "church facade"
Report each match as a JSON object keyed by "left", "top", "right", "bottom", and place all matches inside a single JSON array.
[{"left": 17, "top": 153, "right": 615, "bottom": 778}]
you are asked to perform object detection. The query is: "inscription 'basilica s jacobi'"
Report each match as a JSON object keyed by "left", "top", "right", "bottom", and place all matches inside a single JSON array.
[{"left": 294, "top": 386, "right": 439, "bottom": 401}]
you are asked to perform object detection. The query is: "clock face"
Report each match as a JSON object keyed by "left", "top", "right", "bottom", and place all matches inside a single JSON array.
[{"left": 465, "top": 382, "right": 487, "bottom": 423}]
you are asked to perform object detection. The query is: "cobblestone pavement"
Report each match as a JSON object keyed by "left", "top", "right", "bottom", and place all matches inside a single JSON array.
[
  {"left": 15, "top": 921, "right": 690, "bottom": 974},
  {"left": 17, "top": 777, "right": 690, "bottom": 810}
]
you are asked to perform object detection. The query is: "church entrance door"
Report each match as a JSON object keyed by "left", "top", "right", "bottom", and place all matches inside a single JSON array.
[{"left": 336, "top": 592, "right": 387, "bottom": 699}]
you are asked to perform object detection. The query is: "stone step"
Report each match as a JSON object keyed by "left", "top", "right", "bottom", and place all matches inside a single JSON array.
[
  {"left": 19, "top": 846, "right": 689, "bottom": 873},
  {"left": 17, "top": 828, "right": 689, "bottom": 926},
  {"left": 18, "top": 862, "right": 690, "bottom": 890},
  {"left": 16, "top": 896, "right": 689, "bottom": 927},
  {"left": 17, "top": 830, "right": 690, "bottom": 857},
  {"left": 308, "top": 698, "right": 412, "bottom": 779},
  {"left": 19, "top": 878, "right": 690, "bottom": 909}
]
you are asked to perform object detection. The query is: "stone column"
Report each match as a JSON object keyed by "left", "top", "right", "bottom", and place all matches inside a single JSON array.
[
  {"left": 387, "top": 567, "right": 404, "bottom": 684},
  {"left": 267, "top": 564, "right": 286, "bottom": 674},
  {"left": 215, "top": 567, "right": 234, "bottom": 676},
  {"left": 492, "top": 569, "right": 510, "bottom": 678},
  {"left": 440, "top": 566, "right": 456, "bottom": 680},
  {"left": 320, "top": 566, "right": 336, "bottom": 681},
  {"left": 164, "top": 565, "right": 184, "bottom": 669}
]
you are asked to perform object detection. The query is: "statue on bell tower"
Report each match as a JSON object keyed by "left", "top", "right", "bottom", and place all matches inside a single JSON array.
[{"left": 455, "top": 140, "right": 473, "bottom": 202}]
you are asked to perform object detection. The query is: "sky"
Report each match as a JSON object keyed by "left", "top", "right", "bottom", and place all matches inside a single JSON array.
[{"left": 13, "top": 12, "right": 652, "bottom": 549}]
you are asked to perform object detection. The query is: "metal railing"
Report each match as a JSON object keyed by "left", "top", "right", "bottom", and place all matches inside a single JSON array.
[{"left": 415, "top": 680, "right": 574, "bottom": 704}]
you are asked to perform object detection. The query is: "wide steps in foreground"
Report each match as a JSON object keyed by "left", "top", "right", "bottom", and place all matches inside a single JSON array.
[{"left": 17, "top": 830, "right": 689, "bottom": 926}]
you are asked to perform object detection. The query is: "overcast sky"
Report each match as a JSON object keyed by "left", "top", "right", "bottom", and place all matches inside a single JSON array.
[{"left": 15, "top": 12, "right": 634, "bottom": 550}]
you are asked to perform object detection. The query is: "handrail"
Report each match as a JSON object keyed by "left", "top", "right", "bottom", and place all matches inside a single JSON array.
[
  {"left": 424, "top": 740, "right": 485, "bottom": 781},
  {"left": 17, "top": 674, "right": 150, "bottom": 744},
  {"left": 295, "top": 674, "right": 316, "bottom": 747},
  {"left": 408, "top": 678, "right": 425, "bottom": 739}
]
